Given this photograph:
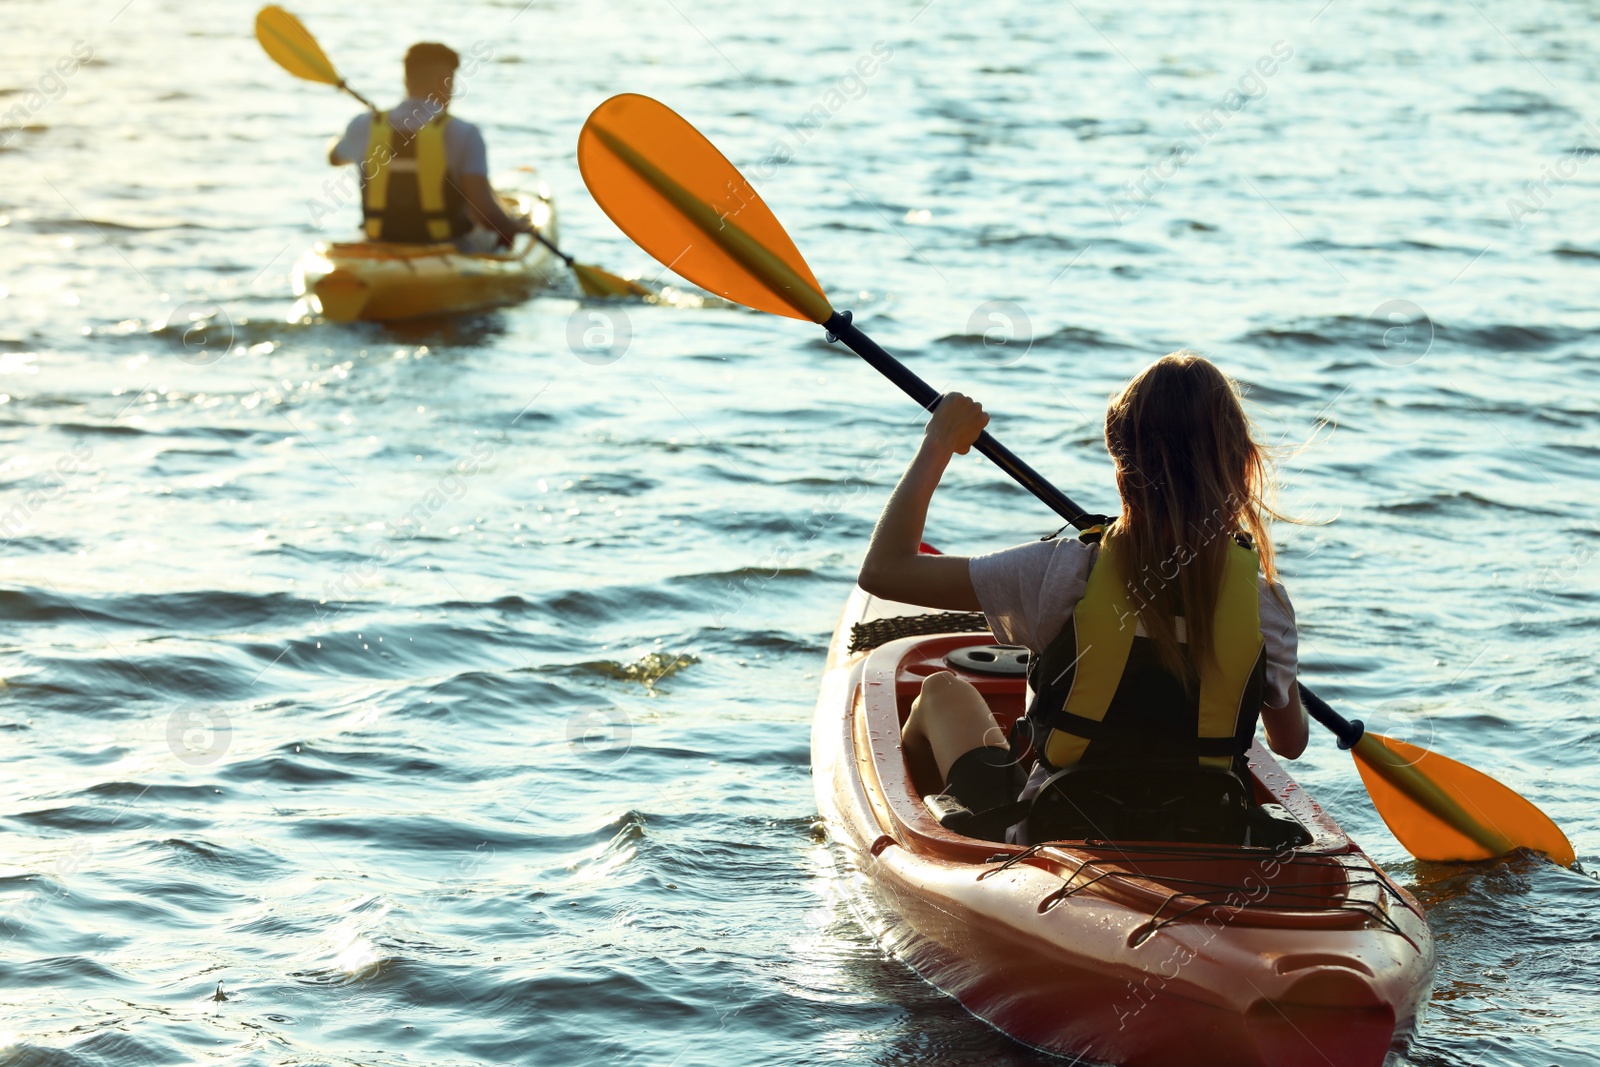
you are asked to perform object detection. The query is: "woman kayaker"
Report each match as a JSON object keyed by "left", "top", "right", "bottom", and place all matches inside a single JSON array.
[{"left": 858, "top": 351, "right": 1307, "bottom": 839}]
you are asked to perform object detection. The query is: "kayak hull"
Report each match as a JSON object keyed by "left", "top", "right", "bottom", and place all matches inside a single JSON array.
[
  {"left": 812, "top": 587, "right": 1434, "bottom": 1066},
  {"left": 291, "top": 187, "right": 561, "bottom": 322}
]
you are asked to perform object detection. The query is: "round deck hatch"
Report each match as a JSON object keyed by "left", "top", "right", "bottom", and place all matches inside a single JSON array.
[{"left": 945, "top": 644, "right": 1029, "bottom": 675}]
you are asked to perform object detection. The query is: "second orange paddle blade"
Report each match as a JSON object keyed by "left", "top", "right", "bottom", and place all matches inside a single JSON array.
[{"left": 1354, "top": 732, "right": 1575, "bottom": 866}]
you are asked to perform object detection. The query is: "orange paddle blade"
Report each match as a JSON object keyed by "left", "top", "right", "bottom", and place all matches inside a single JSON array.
[
  {"left": 256, "top": 6, "right": 341, "bottom": 86},
  {"left": 577, "top": 94, "right": 831, "bottom": 323},
  {"left": 1352, "top": 732, "right": 1575, "bottom": 866}
]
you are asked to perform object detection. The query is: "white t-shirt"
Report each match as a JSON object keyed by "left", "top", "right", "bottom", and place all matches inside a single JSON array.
[{"left": 968, "top": 536, "right": 1299, "bottom": 709}]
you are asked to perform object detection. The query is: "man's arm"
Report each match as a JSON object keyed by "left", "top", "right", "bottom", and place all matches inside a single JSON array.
[
  {"left": 456, "top": 173, "right": 530, "bottom": 244},
  {"left": 329, "top": 114, "right": 368, "bottom": 167}
]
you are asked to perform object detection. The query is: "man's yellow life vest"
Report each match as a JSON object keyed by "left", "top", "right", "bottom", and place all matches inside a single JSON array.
[
  {"left": 361, "top": 113, "right": 463, "bottom": 243},
  {"left": 1028, "top": 530, "right": 1266, "bottom": 771}
]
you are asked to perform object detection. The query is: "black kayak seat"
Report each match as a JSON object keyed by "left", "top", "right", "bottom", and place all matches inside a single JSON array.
[
  {"left": 923, "top": 762, "right": 1314, "bottom": 849},
  {"left": 1028, "top": 762, "right": 1253, "bottom": 846}
]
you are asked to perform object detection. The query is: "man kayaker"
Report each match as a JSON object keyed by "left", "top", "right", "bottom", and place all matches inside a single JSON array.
[
  {"left": 859, "top": 352, "right": 1309, "bottom": 842},
  {"left": 327, "top": 42, "right": 529, "bottom": 251}
]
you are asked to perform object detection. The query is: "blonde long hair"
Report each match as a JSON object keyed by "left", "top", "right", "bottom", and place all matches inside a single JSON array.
[{"left": 1104, "top": 351, "right": 1281, "bottom": 684}]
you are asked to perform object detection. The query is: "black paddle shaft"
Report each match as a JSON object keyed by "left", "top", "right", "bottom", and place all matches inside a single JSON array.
[
  {"left": 532, "top": 230, "right": 576, "bottom": 268},
  {"left": 1299, "top": 682, "right": 1365, "bottom": 749},
  {"left": 823, "top": 310, "right": 1096, "bottom": 529},
  {"left": 337, "top": 81, "right": 380, "bottom": 112}
]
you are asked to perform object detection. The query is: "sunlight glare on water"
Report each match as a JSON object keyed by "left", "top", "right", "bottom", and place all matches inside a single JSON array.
[{"left": 1, "top": 0, "right": 1598, "bottom": 1065}]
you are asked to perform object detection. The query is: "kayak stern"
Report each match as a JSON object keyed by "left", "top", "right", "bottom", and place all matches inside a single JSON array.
[{"left": 812, "top": 587, "right": 1435, "bottom": 1067}]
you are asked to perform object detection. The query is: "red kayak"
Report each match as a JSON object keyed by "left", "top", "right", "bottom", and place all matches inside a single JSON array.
[{"left": 812, "top": 583, "right": 1435, "bottom": 1066}]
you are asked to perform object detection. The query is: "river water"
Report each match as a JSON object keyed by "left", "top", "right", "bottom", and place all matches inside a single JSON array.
[{"left": 3, "top": 0, "right": 1598, "bottom": 1064}]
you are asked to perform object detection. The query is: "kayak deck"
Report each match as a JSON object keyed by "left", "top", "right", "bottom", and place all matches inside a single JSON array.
[
  {"left": 291, "top": 187, "right": 562, "bottom": 322},
  {"left": 812, "top": 586, "right": 1435, "bottom": 1067}
]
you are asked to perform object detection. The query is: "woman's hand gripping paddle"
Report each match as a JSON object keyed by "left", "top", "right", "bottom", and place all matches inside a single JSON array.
[
  {"left": 254, "top": 7, "right": 646, "bottom": 298},
  {"left": 575, "top": 92, "right": 1575, "bottom": 868}
]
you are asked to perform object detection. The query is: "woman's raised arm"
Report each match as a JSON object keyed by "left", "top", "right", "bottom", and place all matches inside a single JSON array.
[{"left": 857, "top": 394, "right": 988, "bottom": 611}]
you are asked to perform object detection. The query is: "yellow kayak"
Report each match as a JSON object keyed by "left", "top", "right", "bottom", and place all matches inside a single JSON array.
[{"left": 291, "top": 188, "right": 561, "bottom": 322}]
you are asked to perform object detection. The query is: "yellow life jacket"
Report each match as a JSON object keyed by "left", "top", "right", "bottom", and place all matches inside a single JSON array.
[
  {"left": 361, "top": 112, "right": 462, "bottom": 243},
  {"left": 1028, "top": 529, "right": 1266, "bottom": 771}
]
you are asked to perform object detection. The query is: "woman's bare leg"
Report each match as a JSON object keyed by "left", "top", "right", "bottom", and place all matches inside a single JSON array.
[{"left": 902, "top": 670, "right": 1009, "bottom": 785}]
